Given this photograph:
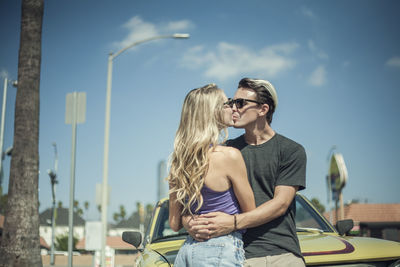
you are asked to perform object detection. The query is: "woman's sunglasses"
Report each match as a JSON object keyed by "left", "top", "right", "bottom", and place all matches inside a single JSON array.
[{"left": 224, "top": 98, "right": 263, "bottom": 109}]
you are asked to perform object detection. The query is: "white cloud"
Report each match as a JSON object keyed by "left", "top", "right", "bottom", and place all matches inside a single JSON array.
[
  {"left": 386, "top": 56, "right": 400, "bottom": 68},
  {"left": 163, "top": 20, "right": 194, "bottom": 32},
  {"left": 308, "top": 40, "right": 328, "bottom": 60},
  {"left": 114, "top": 16, "right": 193, "bottom": 49},
  {"left": 0, "top": 69, "right": 9, "bottom": 79},
  {"left": 308, "top": 65, "right": 326, "bottom": 87},
  {"left": 181, "top": 42, "right": 298, "bottom": 81},
  {"left": 301, "top": 7, "right": 316, "bottom": 19}
]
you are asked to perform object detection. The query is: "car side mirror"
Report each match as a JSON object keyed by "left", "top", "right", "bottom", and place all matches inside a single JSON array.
[
  {"left": 122, "top": 231, "right": 142, "bottom": 248},
  {"left": 335, "top": 219, "right": 354, "bottom": 236}
]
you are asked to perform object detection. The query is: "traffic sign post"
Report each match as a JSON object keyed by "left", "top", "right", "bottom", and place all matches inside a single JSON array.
[{"left": 65, "top": 92, "right": 86, "bottom": 267}]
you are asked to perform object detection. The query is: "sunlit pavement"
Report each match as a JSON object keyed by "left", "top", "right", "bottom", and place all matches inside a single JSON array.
[{"left": 42, "top": 255, "right": 137, "bottom": 267}]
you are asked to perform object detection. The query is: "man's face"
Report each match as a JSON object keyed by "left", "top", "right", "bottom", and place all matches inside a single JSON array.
[
  {"left": 222, "top": 94, "right": 234, "bottom": 127},
  {"left": 232, "top": 87, "right": 261, "bottom": 129}
]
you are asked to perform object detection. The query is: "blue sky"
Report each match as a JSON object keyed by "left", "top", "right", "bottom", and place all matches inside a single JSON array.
[{"left": 1, "top": 0, "right": 399, "bottom": 222}]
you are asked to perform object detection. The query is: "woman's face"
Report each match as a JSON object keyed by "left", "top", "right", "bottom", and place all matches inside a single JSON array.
[{"left": 222, "top": 94, "right": 234, "bottom": 127}]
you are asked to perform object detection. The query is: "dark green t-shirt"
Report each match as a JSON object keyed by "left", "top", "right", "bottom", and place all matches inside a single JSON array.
[{"left": 226, "top": 133, "right": 306, "bottom": 259}]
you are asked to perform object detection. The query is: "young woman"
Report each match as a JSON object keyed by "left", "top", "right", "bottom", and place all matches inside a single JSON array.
[{"left": 168, "top": 84, "right": 255, "bottom": 267}]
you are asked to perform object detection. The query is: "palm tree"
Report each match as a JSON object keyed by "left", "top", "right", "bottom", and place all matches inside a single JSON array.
[
  {"left": 0, "top": 0, "right": 44, "bottom": 266},
  {"left": 84, "top": 200, "right": 89, "bottom": 220}
]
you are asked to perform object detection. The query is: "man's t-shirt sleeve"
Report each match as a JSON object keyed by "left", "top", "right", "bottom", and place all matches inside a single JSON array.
[{"left": 276, "top": 144, "right": 306, "bottom": 190}]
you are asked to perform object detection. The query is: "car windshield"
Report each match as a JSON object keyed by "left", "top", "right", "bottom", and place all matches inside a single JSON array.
[
  {"left": 150, "top": 194, "right": 334, "bottom": 242},
  {"left": 295, "top": 195, "right": 334, "bottom": 233}
]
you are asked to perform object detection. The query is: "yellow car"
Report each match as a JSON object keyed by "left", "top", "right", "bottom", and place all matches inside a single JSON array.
[{"left": 123, "top": 194, "right": 400, "bottom": 266}]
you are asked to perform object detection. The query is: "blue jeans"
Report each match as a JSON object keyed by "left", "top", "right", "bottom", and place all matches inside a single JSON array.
[{"left": 174, "top": 231, "right": 245, "bottom": 267}]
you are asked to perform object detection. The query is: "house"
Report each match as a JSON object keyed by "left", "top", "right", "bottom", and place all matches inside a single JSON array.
[
  {"left": 39, "top": 207, "right": 86, "bottom": 248},
  {"left": 324, "top": 203, "right": 400, "bottom": 241},
  {"left": 76, "top": 236, "right": 135, "bottom": 254},
  {"left": 108, "top": 211, "right": 142, "bottom": 237}
]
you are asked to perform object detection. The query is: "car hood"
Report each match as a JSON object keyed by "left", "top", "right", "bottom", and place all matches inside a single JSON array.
[
  {"left": 142, "top": 234, "right": 400, "bottom": 266},
  {"left": 299, "top": 232, "right": 400, "bottom": 265}
]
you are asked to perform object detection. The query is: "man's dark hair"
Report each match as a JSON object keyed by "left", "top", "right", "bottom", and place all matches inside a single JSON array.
[{"left": 238, "top": 78, "right": 277, "bottom": 124}]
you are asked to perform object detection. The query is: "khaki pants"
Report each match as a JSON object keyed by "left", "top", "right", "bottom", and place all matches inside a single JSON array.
[{"left": 244, "top": 253, "right": 305, "bottom": 267}]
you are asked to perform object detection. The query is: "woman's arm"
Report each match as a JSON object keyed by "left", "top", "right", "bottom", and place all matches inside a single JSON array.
[{"left": 169, "top": 183, "right": 183, "bottom": 232}]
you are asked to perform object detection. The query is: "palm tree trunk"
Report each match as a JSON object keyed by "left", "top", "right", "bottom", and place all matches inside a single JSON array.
[{"left": 0, "top": 0, "right": 44, "bottom": 266}]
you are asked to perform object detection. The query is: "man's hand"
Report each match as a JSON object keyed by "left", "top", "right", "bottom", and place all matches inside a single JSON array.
[
  {"left": 181, "top": 215, "right": 211, "bottom": 241},
  {"left": 198, "top": 212, "right": 235, "bottom": 238}
]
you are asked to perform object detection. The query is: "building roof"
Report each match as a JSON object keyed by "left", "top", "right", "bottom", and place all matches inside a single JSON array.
[
  {"left": 76, "top": 236, "right": 135, "bottom": 250},
  {"left": 39, "top": 207, "right": 85, "bottom": 226},
  {"left": 324, "top": 203, "right": 400, "bottom": 223},
  {"left": 114, "top": 212, "right": 140, "bottom": 229},
  {"left": 40, "top": 236, "right": 50, "bottom": 249}
]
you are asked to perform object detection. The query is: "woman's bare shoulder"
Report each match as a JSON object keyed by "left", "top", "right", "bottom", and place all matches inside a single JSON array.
[{"left": 212, "top": 145, "right": 242, "bottom": 161}]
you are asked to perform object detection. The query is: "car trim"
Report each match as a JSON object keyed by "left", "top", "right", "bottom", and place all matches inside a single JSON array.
[{"left": 302, "top": 236, "right": 355, "bottom": 256}]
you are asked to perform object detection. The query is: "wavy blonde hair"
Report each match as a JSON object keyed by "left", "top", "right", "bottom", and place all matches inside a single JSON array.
[{"left": 167, "top": 84, "right": 228, "bottom": 215}]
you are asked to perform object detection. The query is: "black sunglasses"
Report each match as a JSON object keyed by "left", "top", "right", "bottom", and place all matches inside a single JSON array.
[{"left": 224, "top": 98, "right": 263, "bottom": 109}]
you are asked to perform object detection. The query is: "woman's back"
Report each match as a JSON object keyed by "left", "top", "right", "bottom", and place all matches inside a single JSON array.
[
  {"left": 203, "top": 145, "right": 234, "bottom": 191},
  {"left": 203, "top": 145, "right": 254, "bottom": 214}
]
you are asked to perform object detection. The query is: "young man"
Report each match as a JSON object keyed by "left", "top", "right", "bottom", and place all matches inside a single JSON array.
[{"left": 183, "top": 78, "right": 307, "bottom": 266}]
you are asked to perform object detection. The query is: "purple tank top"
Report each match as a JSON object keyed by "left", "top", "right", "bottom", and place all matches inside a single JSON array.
[{"left": 190, "top": 185, "right": 241, "bottom": 215}]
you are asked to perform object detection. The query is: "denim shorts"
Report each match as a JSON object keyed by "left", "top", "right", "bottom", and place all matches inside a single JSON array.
[{"left": 174, "top": 231, "right": 245, "bottom": 267}]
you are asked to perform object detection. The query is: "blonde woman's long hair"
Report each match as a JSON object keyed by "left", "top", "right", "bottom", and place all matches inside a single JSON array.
[{"left": 168, "top": 84, "right": 228, "bottom": 215}]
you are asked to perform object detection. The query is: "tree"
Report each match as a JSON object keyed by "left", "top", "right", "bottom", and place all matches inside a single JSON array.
[
  {"left": 84, "top": 201, "right": 89, "bottom": 212},
  {"left": 84, "top": 201, "right": 89, "bottom": 220},
  {"left": 73, "top": 200, "right": 83, "bottom": 217},
  {"left": 55, "top": 233, "right": 78, "bottom": 252},
  {"left": 0, "top": 186, "right": 7, "bottom": 214},
  {"left": 0, "top": 0, "right": 44, "bottom": 266},
  {"left": 113, "top": 205, "right": 127, "bottom": 223},
  {"left": 311, "top": 197, "right": 326, "bottom": 213}
]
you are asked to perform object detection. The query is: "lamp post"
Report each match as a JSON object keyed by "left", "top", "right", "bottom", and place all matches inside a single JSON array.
[
  {"left": 0, "top": 78, "right": 17, "bottom": 188},
  {"left": 47, "top": 142, "right": 58, "bottom": 266},
  {"left": 100, "top": 33, "right": 189, "bottom": 267}
]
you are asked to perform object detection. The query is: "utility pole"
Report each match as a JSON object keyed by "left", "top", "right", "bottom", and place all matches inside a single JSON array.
[{"left": 47, "top": 142, "right": 58, "bottom": 265}]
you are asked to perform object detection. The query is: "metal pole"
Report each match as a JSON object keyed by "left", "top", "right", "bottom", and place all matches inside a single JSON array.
[
  {"left": 158, "top": 160, "right": 167, "bottom": 201},
  {"left": 100, "top": 34, "right": 189, "bottom": 267},
  {"left": 50, "top": 180, "right": 57, "bottom": 265},
  {"left": 326, "top": 145, "right": 336, "bottom": 225},
  {"left": 50, "top": 143, "right": 58, "bottom": 265},
  {"left": 339, "top": 190, "right": 344, "bottom": 221},
  {"left": 68, "top": 92, "right": 78, "bottom": 267},
  {"left": 101, "top": 54, "right": 113, "bottom": 267},
  {"left": 0, "top": 78, "right": 8, "bottom": 186}
]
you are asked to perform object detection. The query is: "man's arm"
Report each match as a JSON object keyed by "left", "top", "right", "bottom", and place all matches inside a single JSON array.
[
  {"left": 235, "top": 185, "right": 297, "bottom": 229},
  {"left": 196, "top": 185, "right": 298, "bottom": 239}
]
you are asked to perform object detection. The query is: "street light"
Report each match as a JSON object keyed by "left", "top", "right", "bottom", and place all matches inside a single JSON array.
[
  {"left": 0, "top": 78, "right": 17, "bottom": 188},
  {"left": 100, "top": 33, "right": 189, "bottom": 266},
  {"left": 47, "top": 142, "right": 58, "bottom": 266}
]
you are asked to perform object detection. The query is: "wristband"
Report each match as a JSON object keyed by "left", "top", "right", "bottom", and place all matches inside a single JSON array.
[{"left": 233, "top": 214, "right": 237, "bottom": 231}]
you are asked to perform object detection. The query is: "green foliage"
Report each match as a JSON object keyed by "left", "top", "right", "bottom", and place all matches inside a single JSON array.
[
  {"left": 113, "top": 205, "right": 127, "bottom": 223},
  {"left": 73, "top": 200, "right": 83, "bottom": 217},
  {"left": 55, "top": 233, "right": 78, "bottom": 251},
  {"left": 84, "top": 201, "right": 89, "bottom": 211},
  {"left": 310, "top": 197, "right": 326, "bottom": 213}
]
